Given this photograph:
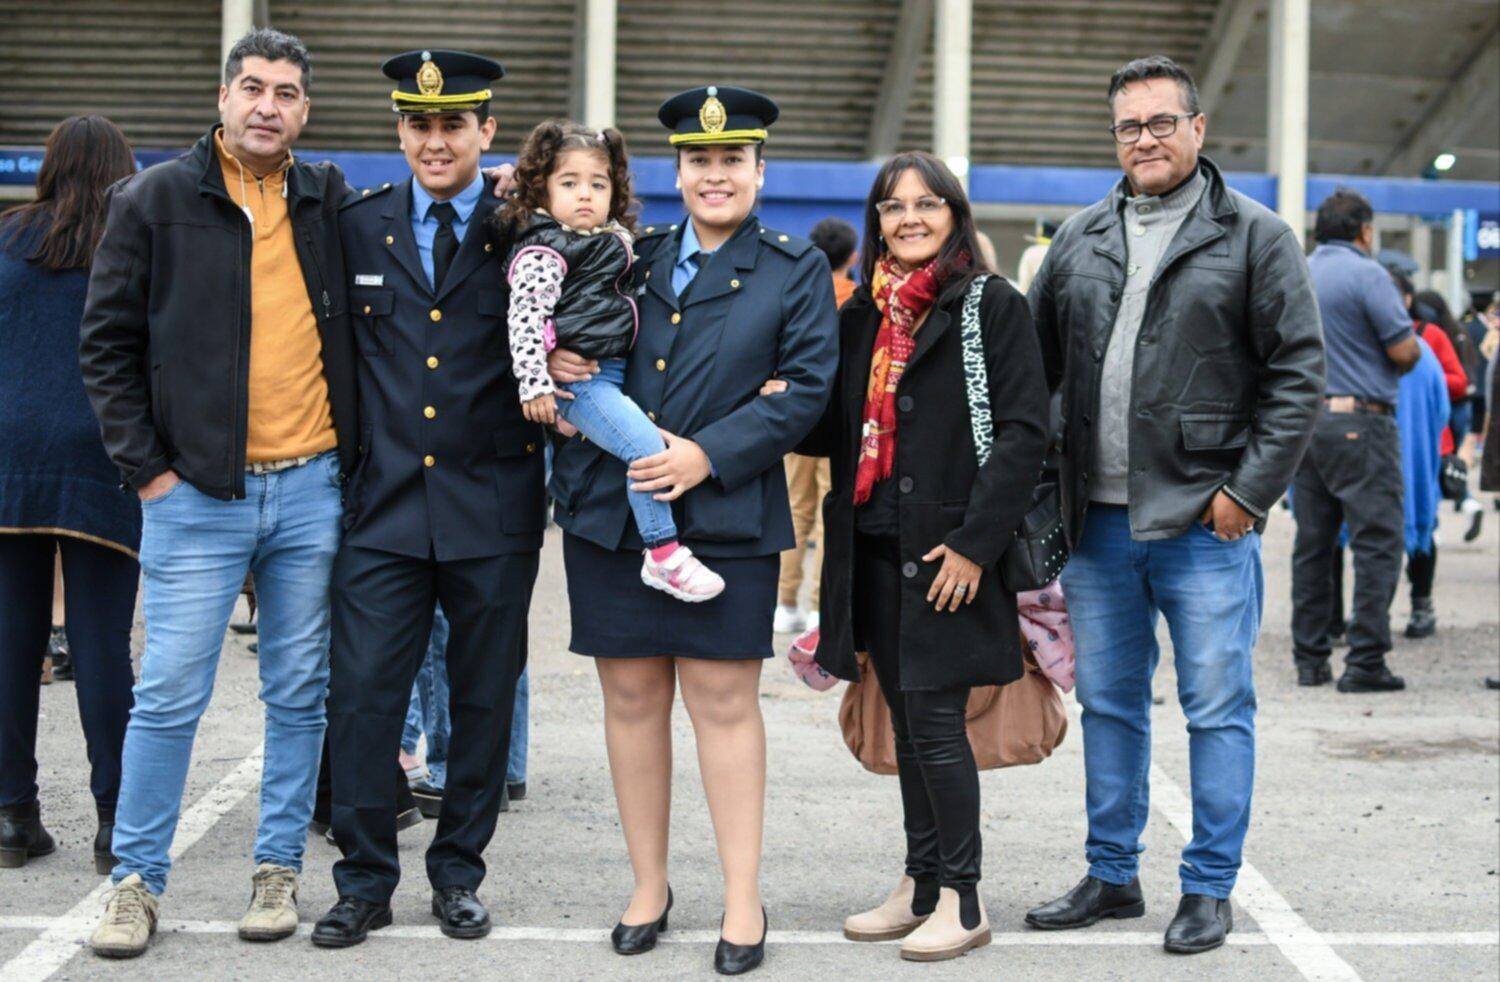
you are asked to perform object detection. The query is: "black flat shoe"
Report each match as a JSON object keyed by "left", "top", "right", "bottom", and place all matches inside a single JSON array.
[
  {"left": 1297, "top": 664, "right": 1332, "bottom": 687},
  {"left": 410, "top": 779, "right": 443, "bottom": 819},
  {"left": 1024, "top": 875, "right": 1144, "bottom": 930},
  {"left": 714, "top": 908, "right": 767, "bottom": 975},
  {"left": 611, "top": 886, "right": 672, "bottom": 955},
  {"left": 311, "top": 896, "right": 392, "bottom": 948},
  {"left": 432, "top": 886, "right": 491, "bottom": 939},
  {"left": 0, "top": 800, "right": 56, "bottom": 869},
  {"left": 1164, "top": 894, "right": 1232, "bottom": 954},
  {"left": 1336, "top": 667, "right": 1406, "bottom": 693},
  {"left": 506, "top": 781, "right": 527, "bottom": 802}
]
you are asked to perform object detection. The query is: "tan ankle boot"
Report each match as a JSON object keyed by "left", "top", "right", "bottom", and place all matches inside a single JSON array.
[
  {"left": 844, "top": 875, "right": 930, "bottom": 942},
  {"left": 900, "top": 887, "right": 991, "bottom": 962}
]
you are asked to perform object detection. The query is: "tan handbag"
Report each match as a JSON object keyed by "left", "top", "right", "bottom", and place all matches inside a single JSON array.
[{"left": 838, "top": 633, "right": 1068, "bottom": 775}]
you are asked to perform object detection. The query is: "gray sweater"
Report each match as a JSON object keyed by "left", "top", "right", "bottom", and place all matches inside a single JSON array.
[{"left": 1091, "top": 170, "right": 1207, "bottom": 504}]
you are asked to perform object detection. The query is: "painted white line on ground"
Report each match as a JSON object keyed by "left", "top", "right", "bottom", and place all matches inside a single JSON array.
[
  {"left": 0, "top": 917, "right": 1494, "bottom": 948},
  {"left": 0, "top": 749, "right": 265, "bottom": 982}
]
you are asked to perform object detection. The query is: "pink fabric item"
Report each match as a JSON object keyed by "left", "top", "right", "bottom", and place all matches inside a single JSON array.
[
  {"left": 1017, "top": 579, "right": 1075, "bottom": 693},
  {"left": 648, "top": 542, "right": 679, "bottom": 563},
  {"left": 787, "top": 628, "right": 839, "bottom": 691},
  {"left": 542, "top": 318, "right": 558, "bottom": 353}
]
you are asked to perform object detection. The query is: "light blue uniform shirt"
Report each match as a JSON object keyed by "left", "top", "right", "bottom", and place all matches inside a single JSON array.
[
  {"left": 410, "top": 172, "right": 484, "bottom": 289},
  {"left": 672, "top": 219, "right": 718, "bottom": 298}
]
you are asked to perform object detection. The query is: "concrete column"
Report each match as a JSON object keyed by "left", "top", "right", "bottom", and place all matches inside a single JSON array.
[
  {"left": 1410, "top": 218, "right": 1432, "bottom": 291},
  {"left": 1446, "top": 209, "right": 1467, "bottom": 318},
  {"left": 582, "top": 0, "right": 617, "bottom": 129},
  {"left": 933, "top": 0, "right": 971, "bottom": 185},
  {"left": 1267, "top": 0, "right": 1309, "bottom": 245},
  {"left": 221, "top": 0, "right": 254, "bottom": 67}
]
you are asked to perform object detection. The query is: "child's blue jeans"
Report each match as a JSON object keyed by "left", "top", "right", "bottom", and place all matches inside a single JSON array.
[{"left": 556, "top": 357, "right": 677, "bottom": 548}]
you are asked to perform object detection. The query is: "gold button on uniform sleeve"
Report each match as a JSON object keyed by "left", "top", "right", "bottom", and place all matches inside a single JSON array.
[
  {"left": 424, "top": 406, "right": 437, "bottom": 419},
  {"left": 423, "top": 454, "right": 435, "bottom": 467}
]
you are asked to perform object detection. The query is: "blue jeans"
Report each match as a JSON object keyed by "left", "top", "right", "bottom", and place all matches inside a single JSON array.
[
  {"left": 556, "top": 358, "right": 675, "bottom": 548},
  {"left": 400, "top": 606, "right": 528, "bottom": 788},
  {"left": 401, "top": 605, "right": 451, "bottom": 787},
  {"left": 111, "top": 454, "right": 343, "bottom": 895},
  {"left": 1060, "top": 504, "right": 1261, "bottom": 900}
]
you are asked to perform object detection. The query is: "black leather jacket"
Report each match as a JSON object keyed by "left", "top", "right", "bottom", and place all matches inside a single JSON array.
[
  {"left": 1029, "top": 158, "right": 1325, "bottom": 542},
  {"left": 80, "top": 125, "right": 356, "bottom": 500},
  {"left": 507, "top": 213, "right": 637, "bottom": 360}
]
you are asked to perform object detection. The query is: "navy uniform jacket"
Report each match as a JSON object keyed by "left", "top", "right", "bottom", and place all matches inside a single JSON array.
[
  {"left": 550, "top": 215, "right": 838, "bottom": 558},
  {"left": 339, "top": 177, "right": 544, "bottom": 561}
]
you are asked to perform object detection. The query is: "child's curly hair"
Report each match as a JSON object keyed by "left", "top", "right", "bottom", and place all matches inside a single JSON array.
[{"left": 499, "top": 119, "right": 637, "bottom": 233}]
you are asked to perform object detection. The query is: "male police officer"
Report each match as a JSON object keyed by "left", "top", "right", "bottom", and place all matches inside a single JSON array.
[{"left": 312, "top": 50, "right": 544, "bottom": 948}]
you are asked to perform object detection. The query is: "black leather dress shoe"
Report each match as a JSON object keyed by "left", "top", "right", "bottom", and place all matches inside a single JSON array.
[
  {"left": 506, "top": 781, "right": 527, "bottom": 802},
  {"left": 432, "top": 886, "right": 491, "bottom": 939},
  {"left": 0, "top": 800, "right": 56, "bottom": 868},
  {"left": 1297, "top": 664, "right": 1332, "bottom": 687},
  {"left": 714, "top": 908, "right": 767, "bottom": 975},
  {"left": 410, "top": 779, "right": 443, "bottom": 819},
  {"left": 1336, "top": 667, "right": 1406, "bottom": 693},
  {"left": 1024, "top": 875, "right": 1144, "bottom": 930},
  {"left": 311, "top": 896, "right": 392, "bottom": 948},
  {"left": 1164, "top": 894, "right": 1232, "bottom": 953},
  {"left": 611, "top": 886, "right": 672, "bottom": 955}
]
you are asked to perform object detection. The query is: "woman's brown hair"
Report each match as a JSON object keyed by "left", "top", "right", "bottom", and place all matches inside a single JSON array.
[
  {"left": 859, "top": 150, "right": 988, "bottom": 290},
  {"left": 0, "top": 115, "right": 135, "bottom": 270},
  {"left": 499, "top": 119, "right": 637, "bottom": 233}
]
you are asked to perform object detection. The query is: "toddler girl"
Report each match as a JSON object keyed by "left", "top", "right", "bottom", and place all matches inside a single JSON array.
[{"left": 501, "top": 120, "right": 725, "bottom": 602}]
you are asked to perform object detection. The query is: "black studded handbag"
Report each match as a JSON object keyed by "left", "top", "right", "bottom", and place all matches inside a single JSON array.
[{"left": 958, "top": 275, "right": 1070, "bottom": 593}]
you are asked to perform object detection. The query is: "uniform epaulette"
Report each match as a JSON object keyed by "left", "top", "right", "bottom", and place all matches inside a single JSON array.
[
  {"left": 636, "top": 222, "right": 677, "bottom": 242},
  {"left": 341, "top": 182, "right": 395, "bottom": 210},
  {"left": 758, "top": 226, "right": 813, "bottom": 258}
]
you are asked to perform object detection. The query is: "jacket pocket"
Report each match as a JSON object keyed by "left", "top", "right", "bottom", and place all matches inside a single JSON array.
[
  {"left": 679, "top": 477, "right": 765, "bottom": 543},
  {"left": 351, "top": 288, "right": 395, "bottom": 355},
  {"left": 478, "top": 289, "right": 510, "bottom": 355},
  {"left": 1180, "top": 413, "right": 1251, "bottom": 451},
  {"left": 495, "top": 426, "right": 545, "bottom": 533}
]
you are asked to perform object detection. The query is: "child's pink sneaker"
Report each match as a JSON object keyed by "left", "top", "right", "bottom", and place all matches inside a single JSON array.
[
  {"left": 787, "top": 628, "right": 838, "bottom": 691},
  {"left": 641, "top": 545, "right": 725, "bottom": 603}
]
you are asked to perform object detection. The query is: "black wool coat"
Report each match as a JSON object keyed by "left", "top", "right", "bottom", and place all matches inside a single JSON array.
[{"left": 802, "top": 274, "right": 1050, "bottom": 692}]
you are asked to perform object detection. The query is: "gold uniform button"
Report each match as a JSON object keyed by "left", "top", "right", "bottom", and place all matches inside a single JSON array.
[
  {"left": 484, "top": 242, "right": 493, "bottom": 252},
  {"left": 362, "top": 305, "right": 371, "bottom": 314},
  {"left": 778, "top": 234, "right": 789, "bottom": 242},
  {"left": 647, "top": 411, "right": 656, "bottom": 422},
  {"left": 424, "top": 406, "right": 437, "bottom": 419},
  {"left": 426, "top": 356, "right": 439, "bottom": 369},
  {"left": 525, "top": 442, "right": 537, "bottom": 454},
  {"left": 385, "top": 235, "right": 394, "bottom": 245},
  {"left": 430, "top": 309, "right": 442, "bottom": 322},
  {"left": 730, "top": 278, "right": 741, "bottom": 288},
  {"left": 655, "top": 359, "right": 666, "bottom": 371},
  {"left": 670, "top": 312, "right": 681, "bottom": 325},
  {"left": 423, "top": 454, "right": 435, "bottom": 467},
  {"left": 361, "top": 188, "right": 371, "bottom": 197}
]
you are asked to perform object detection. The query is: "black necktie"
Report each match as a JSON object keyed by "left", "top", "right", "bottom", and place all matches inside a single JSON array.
[
  {"left": 690, "top": 250, "right": 711, "bottom": 270},
  {"left": 430, "top": 202, "right": 459, "bottom": 290}
]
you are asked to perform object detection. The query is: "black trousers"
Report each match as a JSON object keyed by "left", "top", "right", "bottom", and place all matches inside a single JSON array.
[
  {"left": 312, "top": 730, "right": 414, "bottom": 828},
  {"left": 1407, "top": 546, "right": 1437, "bottom": 603},
  {"left": 853, "top": 533, "right": 980, "bottom": 892},
  {"left": 328, "top": 544, "right": 538, "bottom": 902},
  {"left": 1291, "top": 412, "right": 1404, "bottom": 672},
  {"left": 0, "top": 533, "right": 138, "bottom": 808}
]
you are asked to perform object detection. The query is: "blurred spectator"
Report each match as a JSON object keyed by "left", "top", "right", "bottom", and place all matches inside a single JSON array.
[
  {"left": 0, "top": 115, "right": 141, "bottom": 874},
  {"left": 1417, "top": 289, "right": 1485, "bottom": 541},
  {"left": 1015, "top": 219, "right": 1057, "bottom": 293},
  {"left": 1293, "top": 189, "right": 1420, "bottom": 692}
]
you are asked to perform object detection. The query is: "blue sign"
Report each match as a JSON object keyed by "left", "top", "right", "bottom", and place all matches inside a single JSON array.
[{"left": 1465, "top": 210, "right": 1500, "bottom": 261}]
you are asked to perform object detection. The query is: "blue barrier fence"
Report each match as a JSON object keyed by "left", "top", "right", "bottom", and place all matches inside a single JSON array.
[{"left": 4, "top": 146, "right": 1498, "bottom": 252}]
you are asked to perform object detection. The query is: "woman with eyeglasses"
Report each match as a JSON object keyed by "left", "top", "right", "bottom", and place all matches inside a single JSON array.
[{"left": 799, "top": 151, "right": 1049, "bottom": 963}]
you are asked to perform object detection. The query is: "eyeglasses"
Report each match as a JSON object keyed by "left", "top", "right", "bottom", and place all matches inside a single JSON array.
[
  {"left": 1109, "top": 113, "right": 1197, "bottom": 145},
  {"left": 875, "top": 196, "right": 947, "bottom": 220}
]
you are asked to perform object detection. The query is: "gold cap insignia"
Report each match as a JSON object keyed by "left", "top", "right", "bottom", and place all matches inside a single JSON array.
[
  {"left": 417, "top": 53, "right": 444, "bottom": 96},
  {"left": 699, "top": 86, "right": 727, "bottom": 135}
]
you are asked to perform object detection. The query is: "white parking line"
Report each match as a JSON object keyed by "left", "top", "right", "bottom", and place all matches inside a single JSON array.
[
  {"left": 0, "top": 916, "right": 1493, "bottom": 948},
  {"left": 0, "top": 750, "right": 265, "bottom": 982}
]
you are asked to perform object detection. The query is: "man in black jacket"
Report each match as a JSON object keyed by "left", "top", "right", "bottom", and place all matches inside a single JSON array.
[
  {"left": 1024, "top": 57, "right": 1324, "bottom": 954},
  {"left": 79, "top": 29, "right": 356, "bottom": 958}
]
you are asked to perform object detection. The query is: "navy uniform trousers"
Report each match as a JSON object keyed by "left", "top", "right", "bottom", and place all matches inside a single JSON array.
[{"left": 327, "top": 177, "right": 544, "bottom": 902}]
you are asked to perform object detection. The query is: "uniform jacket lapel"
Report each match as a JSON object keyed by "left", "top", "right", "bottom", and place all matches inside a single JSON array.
[
  {"left": 381, "top": 178, "right": 431, "bottom": 296},
  {"left": 680, "top": 218, "right": 759, "bottom": 310}
]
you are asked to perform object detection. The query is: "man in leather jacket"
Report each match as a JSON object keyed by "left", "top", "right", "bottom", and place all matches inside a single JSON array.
[{"left": 1024, "top": 56, "right": 1324, "bottom": 955}]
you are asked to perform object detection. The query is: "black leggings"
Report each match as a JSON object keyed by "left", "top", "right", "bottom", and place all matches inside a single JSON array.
[
  {"left": 0, "top": 533, "right": 138, "bottom": 809},
  {"left": 853, "top": 533, "right": 981, "bottom": 904}
]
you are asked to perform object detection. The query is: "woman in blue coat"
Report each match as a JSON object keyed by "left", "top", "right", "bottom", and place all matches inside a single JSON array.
[
  {"left": 0, "top": 116, "right": 141, "bottom": 874},
  {"left": 547, "top": 87, "right": 838, "bottom": 975}
]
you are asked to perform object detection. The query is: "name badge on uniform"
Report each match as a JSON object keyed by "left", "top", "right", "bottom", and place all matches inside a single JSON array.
[{"left": 355, "top": 274, "right": 384, "bottom": 287}]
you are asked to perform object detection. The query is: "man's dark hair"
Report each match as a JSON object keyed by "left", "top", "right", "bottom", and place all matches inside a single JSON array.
[
  {"left": 1314, "top": 188, "right": 1374, "bottom": 244},
  {"left": 809, "top": 217, "right": 857, "bottom": 270},
  {"left": 224, "top": 28, "right": 312, "bottom": 94},
  {"left": 1107, "top": 55, "right": 1200, "bottom": 115}
]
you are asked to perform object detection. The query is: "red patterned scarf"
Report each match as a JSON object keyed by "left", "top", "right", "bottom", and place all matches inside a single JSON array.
[{"left": 853, "top": 252, "right": 949, "bottom": 505}]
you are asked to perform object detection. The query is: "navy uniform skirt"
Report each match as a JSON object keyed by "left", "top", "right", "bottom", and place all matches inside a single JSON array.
[{"left": 563, "top": 533, "right": 777, "bottom": 660}]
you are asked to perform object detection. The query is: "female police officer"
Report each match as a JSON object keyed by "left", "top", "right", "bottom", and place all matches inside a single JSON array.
[{"left": 546, "top": 86, "right": 837, "bottom": 975}]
